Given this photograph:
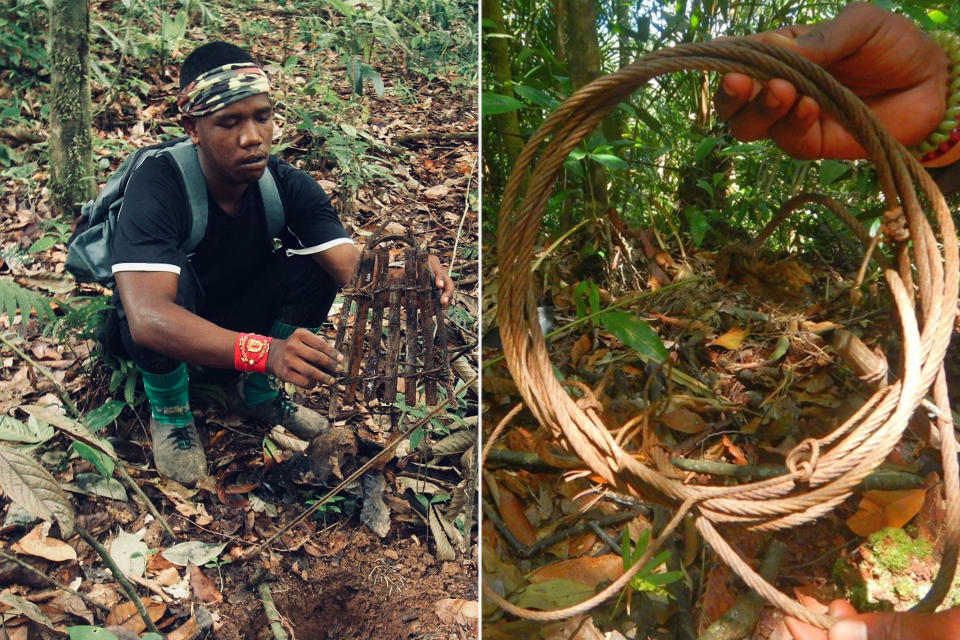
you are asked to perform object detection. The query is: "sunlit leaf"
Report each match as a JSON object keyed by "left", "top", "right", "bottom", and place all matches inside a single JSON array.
[
  {"left": 847, "top": 489, "right": 927, "bottom": 537},
  {"left": 709, "top": 327, "right": 748, "bottom": 350},
  {"left": 482, "top": 93, "right": 525, "bottom": 116},
  {"left": 599, "top": 311, "right": 668, "bottom": 363}
]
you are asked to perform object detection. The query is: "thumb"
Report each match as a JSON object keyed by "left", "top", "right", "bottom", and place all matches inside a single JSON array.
[
  {"left": 829, "top": 619, "right": 868, "bottom": 640},
  {"left": 786, "top": 3, "right": 888, "bottom": 67},
  {"left": 831, "top": 609, "right": 960, "bottom": 640}
]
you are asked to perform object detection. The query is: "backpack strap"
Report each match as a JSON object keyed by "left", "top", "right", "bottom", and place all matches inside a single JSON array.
[
  {"left": 165, "top": 141, "right": 209, "bottom": 255},
  {"left": 258, "top": 166, "right": 285, "bottom": 238}
]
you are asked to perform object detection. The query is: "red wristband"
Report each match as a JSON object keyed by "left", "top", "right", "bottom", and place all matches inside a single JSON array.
[{"left": 234, "top": 333, "right": 273, "bottom": 373}]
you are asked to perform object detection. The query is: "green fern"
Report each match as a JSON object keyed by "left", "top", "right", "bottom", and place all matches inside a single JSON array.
[{"left": 0, "top": 277, "right": 58, "bottom": 329}]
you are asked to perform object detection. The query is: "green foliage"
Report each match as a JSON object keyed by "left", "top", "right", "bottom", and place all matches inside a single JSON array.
[
  {"left": 599, "top": 311, "right": 668, "bottom": 363},
  {"left": 0, "top": 1, "right": 48, "bottom": 72},
  {"left": 0, "top": 277, "right": 58, "bottom": 329},
  {"left": 620, "top": 527, "right": 684, "bottom": 595}
]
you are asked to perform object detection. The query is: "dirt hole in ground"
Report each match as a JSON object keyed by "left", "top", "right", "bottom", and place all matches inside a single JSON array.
[{"left": 213, "top": 528, "right": 475, "bottom": 639}]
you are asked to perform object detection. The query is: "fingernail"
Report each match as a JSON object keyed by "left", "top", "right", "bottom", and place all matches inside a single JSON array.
[
  {"left": 722, "top": 76, "right": 737, "bottom": 98},
  {"left": 764, "top": 91, "right": 781, "bottom": 110},
  {"left": 767, "top": 33, "right": 796, "bottom": 47},
  {"left": 830, "top": 620, "right": 867, "bottom": 640},
  {"left": 337, "top": 353, "right": 345, "bottom": 362}
]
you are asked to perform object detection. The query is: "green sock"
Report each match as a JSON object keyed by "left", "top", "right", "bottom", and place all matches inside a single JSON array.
[
  {"left": 243, "top": 321, "right": 319, "bottom": 406},
  {"left": 140, "top": 363, "right": 191, "bottom": 425}
]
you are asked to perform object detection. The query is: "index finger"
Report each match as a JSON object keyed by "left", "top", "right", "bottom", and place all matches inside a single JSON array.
[{"left": 300, "top": 331, "right": 344, "bottom": 363}]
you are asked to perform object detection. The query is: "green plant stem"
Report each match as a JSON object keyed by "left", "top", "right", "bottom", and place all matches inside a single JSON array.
[
  {"left": 115, "top": 463, "right": 177, "bottom": 540},
  {"left": 483, "top": 277, "right": 703, "bottom": 369},
  {"left": 1, "top": 332, "right": 175, "bottom": 539},
  {"left": 531, "top": 218, "right": 590, "bottom": 273},
  {"left": 74, "top": 525, "right": 165, "bottom": 638},
  {"left": 0, "top": 548, "right": 111, "bottom": 614},
  {"left": 258, "top": 582, "right": 288, "bottom": 640}
]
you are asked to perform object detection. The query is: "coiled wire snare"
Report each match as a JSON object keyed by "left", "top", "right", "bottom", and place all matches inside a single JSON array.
[{"left": 490, "top": 38, "right": 959, "bottom": 629}]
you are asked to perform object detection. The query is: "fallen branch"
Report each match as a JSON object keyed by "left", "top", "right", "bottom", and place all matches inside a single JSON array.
[
  {"left": 258, "top": 582, "right": 288, "bottom": 640},
  {"left": 0, "top": 549, "right": 110, "bottom": 614},
  {"left": 670, "top": 458, "right": 923, "bottom": 490},
  {"left": 75, "top": 525, "right": 164, "bottom": 637},
  {"left": 395, "top": 130, "right": 476, "bottom": 144}
]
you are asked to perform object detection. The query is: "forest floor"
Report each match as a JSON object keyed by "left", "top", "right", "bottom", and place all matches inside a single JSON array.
[
  {"left": 0, "top": 1, "right": 478, "bottom": 639},
  {"left": 481, "top": 218, "right": 960, "bottom": 639}
]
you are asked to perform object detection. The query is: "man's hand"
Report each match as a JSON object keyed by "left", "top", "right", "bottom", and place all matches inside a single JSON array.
[
  {"left": 266, "top": 328, "right": 343, "bottom": 389},
  {"left": 785, "top": 599, "right": 960, "bottom": 640},
  {"left": 714, "top": 2, "right": 948, "bottom": 159},
  {"left": 427, "top": 253, "right": 456, "bottom": 307}
]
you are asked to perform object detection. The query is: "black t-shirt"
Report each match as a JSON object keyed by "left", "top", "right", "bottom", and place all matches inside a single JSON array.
[{"left": 110, "top": 153, "right": 350, "bottom": 309}]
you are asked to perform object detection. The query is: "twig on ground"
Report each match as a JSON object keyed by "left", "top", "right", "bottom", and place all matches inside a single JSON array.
[
  {"left": 75, "top": 525, "right": 165, "bottom": 637},
  {"left": 117, "top": 464, "right": 177, "bottom": 540},
  {"left": 258, "top": 582, "right": 289, "bottom": 640},
  {"left": 244, "top": 375, "right": 476, "bottom": 560},
  {"left": 0, "top": 549, "right": 111, "bottom": 614},
  {"left": 670, "top": 458, "right": 923, "bottom": 490},
  {"left": 395, "top": 131, "right": 476, "bottom": 144},
  {"left": 0, "top": 333, "right": 175, "bottom": 539}
]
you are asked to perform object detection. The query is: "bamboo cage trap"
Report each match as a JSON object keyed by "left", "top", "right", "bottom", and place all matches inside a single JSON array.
[{"left": 328, "top": 226, "right": 456, "bottom": 420}]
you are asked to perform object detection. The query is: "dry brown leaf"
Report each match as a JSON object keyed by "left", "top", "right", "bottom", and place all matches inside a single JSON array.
[
  {"left": 167, "top": 616, "right": 198, "bottom": 640},
  {"left": 12, "top": 522, "right": 77, "bottom": 562},
  {"left": 154, "top": 566, "right": 181, "bottom": 587},
  {"left": 48, "top": 592, "right": 93, "bottom": 624},
  {"left": 105, "top": 600, "right": 166, "bottom": 632},
  {"left": 528, "top": 554, "right": 623, "bottom": 589},
  {"left": 657, "top": 407, "right": 707, "bottom": 434},
  {"left": 700, "top": 565, "right": 735, "bottom": 624},
  {"left": 424, "top": 184, "right": 449, "bottom": 199},
  {"left": 495, "top": 482, "right": 537, "bottom": 547},
  {"left": 570, "top": 333, "right": 592, "bottom": 367},
  {"left": 847, "top": 489, "right": 928, "bottom": 537},
  {"left": 188, "top": 563, "right": 223, "bottom": 603},
  {"left": 721, "top": 435, "right": 748, "bottom": 466},
  {"left": 709, "top": 326, "right": 748, "bottom": 350},
  {"left": 433, "top": 598, "right": 478, "bottom": 626},
  {"left": 504, "top": 427, "right": 536, "bottom": 453},
  {"left": 541, "top": 615, "right": 605, "bottom": 640}
]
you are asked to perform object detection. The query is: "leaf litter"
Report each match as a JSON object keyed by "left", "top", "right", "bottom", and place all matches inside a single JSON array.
[
  {"left": 483, "top": 216, "right": 959, "bottom": 637},
  {"left": 0, "top": 0, "right": 478, "bottom": 637}
]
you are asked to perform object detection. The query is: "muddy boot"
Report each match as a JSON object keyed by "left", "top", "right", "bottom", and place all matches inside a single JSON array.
[
  {"left": 237, "top": 392, "right": 330, "bottom": 440},
  {"left": 149, "top": 414, "right": 207, "bottom": 486}
]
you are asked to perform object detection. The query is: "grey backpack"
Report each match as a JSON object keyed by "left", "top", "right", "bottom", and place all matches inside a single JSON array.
[{"left": 66, "top": 137, "right": 284, "bottom": 286}]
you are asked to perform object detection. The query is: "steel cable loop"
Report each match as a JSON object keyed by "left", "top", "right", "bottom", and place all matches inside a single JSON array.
[{"left": 494, "top": 39, "right": 959, "bottom": 626}]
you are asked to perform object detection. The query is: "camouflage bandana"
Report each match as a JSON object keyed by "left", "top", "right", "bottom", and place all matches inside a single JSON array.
[{"left": 177, "top": 62, "right": 271, "bottom": 117}]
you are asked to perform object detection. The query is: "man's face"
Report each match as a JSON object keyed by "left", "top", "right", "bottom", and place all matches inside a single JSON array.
[{"left": 187, "top": 93, "right": 274, "bottom": 185}]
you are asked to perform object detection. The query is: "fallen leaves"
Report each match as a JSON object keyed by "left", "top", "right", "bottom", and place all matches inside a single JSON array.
[
  {"left": 528, "top": 554, "right": 623, "bottom": 588},
  {"left": 847, "top": 489, "right": 928, "bottom": 537},
  {"left": 187, "top": 564, "right": 223, "bottom": 604},
  {"left": 12, "top": 521, "right": 76, "bottom": 562},
  {"left": 708, "top": 326, "right": 749, "bottom": 350},
  {"left": 433, "top": 598, "right": 478, "bottom": 626}
]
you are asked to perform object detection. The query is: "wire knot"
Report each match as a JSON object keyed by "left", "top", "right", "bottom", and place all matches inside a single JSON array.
[{"left": 785, "top": 438, "right": 821, "bottom": 481}]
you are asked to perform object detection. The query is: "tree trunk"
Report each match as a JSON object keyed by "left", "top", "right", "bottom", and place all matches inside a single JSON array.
[
  {"left": 565, "top": 0, "right": 608, "bottom": 219},
  {"left": 49, "top": 0, "right": 94, "bottom": 217},
  {"left": 483, "top": 0, "right": 524, "bottom": 192}
]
